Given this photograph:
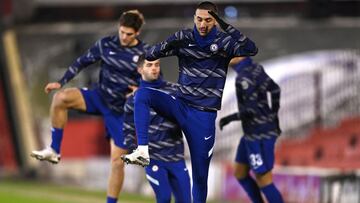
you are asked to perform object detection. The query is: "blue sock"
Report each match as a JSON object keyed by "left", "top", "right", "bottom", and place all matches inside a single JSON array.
[
  {"left": 106, "top": 196, "right": 117, "bottom": 203},
  {"left": 261, "top": 183, "right": 284, "bottom": 203},
  {"left": 238, "top": 176, "right": 264, "bottom": 203},
  {"left": 50, "top": 127, "right": 63, "bottom": 154}
]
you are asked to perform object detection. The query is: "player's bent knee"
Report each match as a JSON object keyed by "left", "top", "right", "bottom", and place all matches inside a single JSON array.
[
  {"left": 53, "top": 88, "right": 83, "bottom": 108},
  {"left": 234, "top": 169, "right": 248, "bottom": 180},
  {"left": 111, "top": 156, "right": 125, "bottom": 170},
  {"left": 53, "top": 91, "right": 69, "bottom": 106},
  {"left": 255, "top": 171, "right": 273, "bottom": 187},
  {"left": 233, "top": 163, "right": 249, "bottom": 180}
]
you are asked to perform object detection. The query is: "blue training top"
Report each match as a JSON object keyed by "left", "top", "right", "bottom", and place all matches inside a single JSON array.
[
  {"left": 234, "top": 57, "right": 281, "bottom": 140},
  {"left": 123, "top": 78, "right": 185, "bottom": 162},
  {"left": 58, "top": 35, "right": 149, "bottom": 114},
  {"left": 145, "top": 25, "right": 258, "bottom": 111}
]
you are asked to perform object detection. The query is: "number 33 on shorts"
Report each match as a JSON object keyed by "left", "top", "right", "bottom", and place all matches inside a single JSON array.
[{"left": 249, "top": 153, "right": 263, "bottom": 169}]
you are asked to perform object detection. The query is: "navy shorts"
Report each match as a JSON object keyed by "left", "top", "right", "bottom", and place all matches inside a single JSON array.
[
  {"left": 235, "top": 136, "right": 277, "bottom": 174},
  {"left": 80, "top": 88, "right": 126, "bottom": 149}
]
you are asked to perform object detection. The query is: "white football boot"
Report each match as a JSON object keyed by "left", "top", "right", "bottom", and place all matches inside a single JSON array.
[
  {"left": 121, "top": 146, "right": 150, "bottom": 167},
  {"left": 30, "top": 147, "right": 61, "bottom": 164}
]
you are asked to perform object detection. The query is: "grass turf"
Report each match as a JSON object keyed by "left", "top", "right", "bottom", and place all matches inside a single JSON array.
[{"left": 0, "top": 179, "right": 153, "bottom": 203}]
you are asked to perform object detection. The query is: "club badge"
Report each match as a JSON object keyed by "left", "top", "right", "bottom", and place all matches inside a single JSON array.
[
  {"left": 210, "top": 44, "right": 218, "bottom": 52},
  {"left": 152, "top": 165, "right": 159, "bottom": 172},
  {"left": 133, "top": 55, "right": 139, "bottom": 63},
  {"left": 241, "top": 80, "right": 249, "bottom": 89}
]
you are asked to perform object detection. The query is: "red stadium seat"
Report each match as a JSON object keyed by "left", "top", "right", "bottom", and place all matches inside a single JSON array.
[{"left": 276, "top": 117, "right": 360, "bottom": 170}]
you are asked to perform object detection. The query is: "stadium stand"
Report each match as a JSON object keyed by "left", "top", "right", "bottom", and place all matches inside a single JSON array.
[
  {"left": 61, "top": 118, "right": 109, "bottom": 158},
  {"left": 276, "top": 117, "right": 360, "bottom": 170},
  {"left": 0, "top": 82, "right": 18, "bottom": 172}
]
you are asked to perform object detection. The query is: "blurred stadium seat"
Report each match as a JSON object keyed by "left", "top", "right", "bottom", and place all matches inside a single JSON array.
[
  {"left": 276, "top": 117, "right": 360, "bottom": 170},
  {"left": 61, "top": 118, "right": 110, "bottom": 159}
]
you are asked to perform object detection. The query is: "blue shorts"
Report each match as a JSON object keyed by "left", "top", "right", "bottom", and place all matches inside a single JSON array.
[
  {"left": 80, "top": 88, "right": 126, "bottom": 149},
  {"left": 235, "top": 136, "right": 277, "bottom": 174},
  {"left": 145, "top": 159, "right": 191, "bottom": 203}
]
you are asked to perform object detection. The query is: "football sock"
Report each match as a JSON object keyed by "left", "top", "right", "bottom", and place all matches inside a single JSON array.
[
  {"left": 261, "top": 183, "right": 284, "bottom": 203},
  {"left": 50, "top": 127, "right": 63, "bottom": 154},
  {"left": 238, "top": 176, "right": 264, "bottom": 203},
  {"left": 106, "top": 196, "right": 117, "bottom": 203}
]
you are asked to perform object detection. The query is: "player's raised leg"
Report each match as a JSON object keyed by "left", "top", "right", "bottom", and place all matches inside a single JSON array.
[
  {"left": 122, "top": 87, "right": 181, "bottom": 167},
  {"left": 31, "top": 87, "right": 86, "bottom": 164}
]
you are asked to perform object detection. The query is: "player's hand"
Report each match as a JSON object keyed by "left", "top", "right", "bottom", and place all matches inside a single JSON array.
[
  {"left": 208, "top": 11, "right": 230, "bottom": 31},
  {"left": 219, "top": 116, "right": 231, "bottom": 130},
  {"left": 44, "top": 82, "right": 61, "bottom": 94},
  {"left": 275, "top": 116, "right": 282, "bottom": 134},
  {"left": 126, "top": 85, "right": 138, "bottom": 98}
]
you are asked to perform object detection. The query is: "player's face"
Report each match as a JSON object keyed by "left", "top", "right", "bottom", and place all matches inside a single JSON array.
[
  {"left": 139, "top": 59, "right": 161, "bottom": 82},
  {"left": 194, "top": 9, "right": 216, "bottom": 36},
  {"left": 118, "top": 26, "right": 139, "bottom": 47}
]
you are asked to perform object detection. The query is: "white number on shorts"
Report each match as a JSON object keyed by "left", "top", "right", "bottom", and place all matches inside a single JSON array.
[{"left": 249, "top": 154, "right": 263, "bottom": 169}]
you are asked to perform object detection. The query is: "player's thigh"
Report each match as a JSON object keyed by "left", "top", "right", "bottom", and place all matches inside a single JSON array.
[
  {"left": 234, "top": 138, "right": 250, "bottom": 179},
  {"left": 261, "top": 137, "right": 276, "bottom": 169},
  {"left": 183, "top": 109, "right": 216, "bottom": 158},
  {"left": 182, "top": 110, "right": 216, "bottom": 182},
  {"left": 145, "top": 163, "right": 172, "bottom": 202},
  {"left": 136, "top": 87, "right": 180, "bottom": 122},
  {"left": 168, "top": 161, "right": 191, "bottom": 203},
  {"left": 54, "top": 87, "right": 86, "bottom": 110}
]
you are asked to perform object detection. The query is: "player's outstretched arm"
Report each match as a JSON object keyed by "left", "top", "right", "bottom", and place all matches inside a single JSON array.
[
  {"left": 44, "top": 82, "right": 62, "bottom": 93},
  {"left": 208, "top": 11, "right": 258, "bottom": 57},
  {"left": 57, "top": 38, "right": 103, "bottom": 87},
  {"left": 145, "top": 32, "right": 186, "bottom": 61}
]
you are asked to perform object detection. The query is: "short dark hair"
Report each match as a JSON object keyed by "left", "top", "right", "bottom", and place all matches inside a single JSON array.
[
  {"left": 119, "top": 10, "right": 145, "bottom": 32},
  {"left": 197, "top": 1, "right": 218, "bottom": 13},
  {"left": 136, "top": 54, "right": 146, "bottom": 68}
]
